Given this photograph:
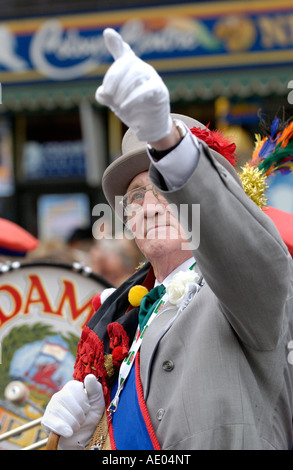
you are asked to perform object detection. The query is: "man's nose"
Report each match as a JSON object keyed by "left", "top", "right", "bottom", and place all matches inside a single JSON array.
[{"left": 142, "top": 190, "right": 164, "bottom": 216}]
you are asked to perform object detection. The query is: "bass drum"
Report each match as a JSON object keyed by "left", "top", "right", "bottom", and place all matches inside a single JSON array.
[{"left": 0, "top": 261, "right": 112, "bottom": 450}]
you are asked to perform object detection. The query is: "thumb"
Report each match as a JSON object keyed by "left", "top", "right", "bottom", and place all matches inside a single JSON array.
[
  {"left": 84, "top": 374, "right": 104, "bottom": 406},
  {"left": 103, "top": 28, "right": 133, "bottom": 60}
]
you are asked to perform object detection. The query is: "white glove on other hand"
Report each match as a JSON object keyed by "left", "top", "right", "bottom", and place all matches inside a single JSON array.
[
  {"left": 41, "top": 374, "right": 105, "bottom": 450},
  {"left": 95, "top": 28, "right": 173, "bottom": 143}
]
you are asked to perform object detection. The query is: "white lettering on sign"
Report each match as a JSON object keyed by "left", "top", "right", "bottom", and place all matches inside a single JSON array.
[
  {"left": 29, "top": 18, "right": 201, "bottom": 81},
  {"left": 30, "top": 20, "right": 106, "bottom": 80},
  {"left": 120, "top": 19, "right": 198, "bottom": 56}
]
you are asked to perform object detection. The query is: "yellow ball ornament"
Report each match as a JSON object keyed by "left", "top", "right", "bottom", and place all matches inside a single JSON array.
[{"left": 128, "top": 285, "right": 149, "bottom": 307}]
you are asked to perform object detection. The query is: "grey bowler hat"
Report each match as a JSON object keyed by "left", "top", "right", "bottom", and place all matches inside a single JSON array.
[{"left": 102, "top": 113, "right": 242, "bottom": 212}]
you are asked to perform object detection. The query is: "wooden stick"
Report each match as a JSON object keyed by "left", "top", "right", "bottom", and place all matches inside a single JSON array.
[{"left": 46, "top": 431, "right": 60, "bottom": 450}]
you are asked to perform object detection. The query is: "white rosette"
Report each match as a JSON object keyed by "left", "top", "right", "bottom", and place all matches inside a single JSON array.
[{"left": 166, "top": 270, "right": 201, "bottom": 312}]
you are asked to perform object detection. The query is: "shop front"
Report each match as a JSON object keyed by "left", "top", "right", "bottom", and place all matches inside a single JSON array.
[{"left": 0, "top": 0, "right": 292, "bottom": 232}]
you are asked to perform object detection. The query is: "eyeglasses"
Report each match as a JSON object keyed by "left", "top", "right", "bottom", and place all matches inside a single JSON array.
[{"left": 122, "top": 184, "right": 166, "bottom": 212}]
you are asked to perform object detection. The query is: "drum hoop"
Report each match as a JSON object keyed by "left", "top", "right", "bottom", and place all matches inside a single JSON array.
[{"left": 0, "top": 260, "right": 113, "bottom": 289}]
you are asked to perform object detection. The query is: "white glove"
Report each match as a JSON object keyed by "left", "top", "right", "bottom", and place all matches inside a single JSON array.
[
  {"left": 41, "top": 374, "right": 105, "bottom": 450},
  {"left": 95, "top": 28, "right": 172, "bottom": 143}
]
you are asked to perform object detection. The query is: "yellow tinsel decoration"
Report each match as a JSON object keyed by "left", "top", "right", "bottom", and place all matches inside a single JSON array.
[
  {"left": 238, "top": 164, "right": 268, "bottom": 209},
  {"left": 128, "top": 285, "right": 149, "bottom": 307}
]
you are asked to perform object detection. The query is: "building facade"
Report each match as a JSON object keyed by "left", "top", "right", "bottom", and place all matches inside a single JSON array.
[{"left": 0, "top": 0, "right": 292, "bottom": 237}]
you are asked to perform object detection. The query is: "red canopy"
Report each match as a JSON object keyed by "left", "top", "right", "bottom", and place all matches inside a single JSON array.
[{"left": 0, "top": 218, "right": 39, "bottom": 254}]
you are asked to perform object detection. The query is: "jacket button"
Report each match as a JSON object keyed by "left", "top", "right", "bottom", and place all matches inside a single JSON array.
[
  {"left": 156, "top": 409, "right": 165, "bottom": 421},
  {"left": 162, "top": 360, "right": 174, "bottom": 371}
]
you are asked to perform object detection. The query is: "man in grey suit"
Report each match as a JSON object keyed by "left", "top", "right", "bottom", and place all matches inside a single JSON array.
[{"left": 42, "top": 29, "right": 293, "bottom": 450}]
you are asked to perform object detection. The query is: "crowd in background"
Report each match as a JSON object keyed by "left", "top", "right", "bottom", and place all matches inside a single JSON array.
[{"left": 22, "top": 226, "right": 144, "bottom": 288}]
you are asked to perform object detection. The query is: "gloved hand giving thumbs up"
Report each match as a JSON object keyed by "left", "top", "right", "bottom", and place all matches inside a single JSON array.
[{"left": 95, "top": 28, "right": 173, "bottom": 143}]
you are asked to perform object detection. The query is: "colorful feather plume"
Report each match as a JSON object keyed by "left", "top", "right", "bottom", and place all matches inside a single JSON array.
[
  {"left": 250, "top": 117, "right": 293, "bottom": 176},
  {"left": 239, "top": 114, "right": 293, "bottom": 208},
  {"left": 189, "top": 114, "right": 293, "bottom": 210}
]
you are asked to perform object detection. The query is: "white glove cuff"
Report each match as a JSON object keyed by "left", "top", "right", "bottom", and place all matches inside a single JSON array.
[
  {"left": 136, "top": 113, "right": 173, "bottom": 143},
  {"left": 146, "top": 114, "right": 173, "bottom": 144}
]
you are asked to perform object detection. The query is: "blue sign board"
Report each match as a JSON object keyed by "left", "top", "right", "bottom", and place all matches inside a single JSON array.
[{"left": 0, "top": 1, "right": 292, "bottom": 84}]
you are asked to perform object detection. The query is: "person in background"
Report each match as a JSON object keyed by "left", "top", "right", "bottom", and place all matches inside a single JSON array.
[
  {"left": 27, "top": 238, "right": 76, "bottom": 264},
  {"left": 89, "top": 237, "right": 143, "bottom": 287}
]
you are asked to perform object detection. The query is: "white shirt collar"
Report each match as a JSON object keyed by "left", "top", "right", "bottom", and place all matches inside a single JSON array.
[{"left": 154, "top": 257, "right": 195, "bottom": 288}]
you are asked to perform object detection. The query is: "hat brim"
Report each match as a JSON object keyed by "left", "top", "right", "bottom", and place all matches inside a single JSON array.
[
  {"left": 102, "top": 113, "right": 242, "bottom": 213},
  {"left": 102, "top": 144, "right": 150, "bottom": 213}
]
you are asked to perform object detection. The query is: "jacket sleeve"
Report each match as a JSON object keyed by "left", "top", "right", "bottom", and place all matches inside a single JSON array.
[{"left": 149, "top": 136, "right": 292, "bottom": 350}]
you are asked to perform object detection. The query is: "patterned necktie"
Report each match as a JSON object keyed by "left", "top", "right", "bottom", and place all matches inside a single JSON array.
[{"left": 138, "top": 284, "right": 166, "bottom": 331}]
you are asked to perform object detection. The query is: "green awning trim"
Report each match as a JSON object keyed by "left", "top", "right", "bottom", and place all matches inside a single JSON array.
[
  {"left": 0, "top": 67, "right": 291, "bottom": 112},
  {"left": 166, "top": 67, "right": 292, "bottom": 101}
]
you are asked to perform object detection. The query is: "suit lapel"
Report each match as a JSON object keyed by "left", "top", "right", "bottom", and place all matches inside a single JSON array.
[
  {"left": 140, "top": 263, "right": 204, "bottom": 399},
  {"left": 140, "top": 301, "right": 179, "bottom": 400}
]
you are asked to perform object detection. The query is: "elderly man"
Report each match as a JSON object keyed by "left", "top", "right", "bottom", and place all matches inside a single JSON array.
[{"left": 42, "top": 29, "right": 293, "bottom": 450}]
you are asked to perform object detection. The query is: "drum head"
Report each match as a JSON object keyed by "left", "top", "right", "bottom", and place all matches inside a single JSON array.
[{"left": 0, "top": 261, "right": 112, "bottom": 449}]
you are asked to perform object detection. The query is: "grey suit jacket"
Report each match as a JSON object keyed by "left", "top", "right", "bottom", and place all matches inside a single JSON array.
[{"left": 140, "top": 141, "right": 293, "bottom": 450}]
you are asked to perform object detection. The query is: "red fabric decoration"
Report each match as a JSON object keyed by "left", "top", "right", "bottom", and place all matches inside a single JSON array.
[
  {"left": 92, "top": 293, "right": 102, "bottom": 311},
  {"left": 107, "top": 322, "right": 130, "bottom": 357},
  {"left": 73, "top": 325, "right": 109, "bottom": 396},
  {"left": 190, "top": 126, "right": 237, "bottom": 167},
  {"left": 112, "top": 346, "right": 128, "bottom": 368},
  {"left": 0, "top": 218, "right": 39, "bottom": 252}
]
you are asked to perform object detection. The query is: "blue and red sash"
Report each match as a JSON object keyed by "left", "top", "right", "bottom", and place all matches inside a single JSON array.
[{"left": 108, "top": 352, "right": 160, "bottom": 450}]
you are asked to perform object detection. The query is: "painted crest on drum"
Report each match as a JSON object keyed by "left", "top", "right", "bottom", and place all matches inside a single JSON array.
[{"left": 0, "top": 262, "right": 109, "bottom": 450}]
